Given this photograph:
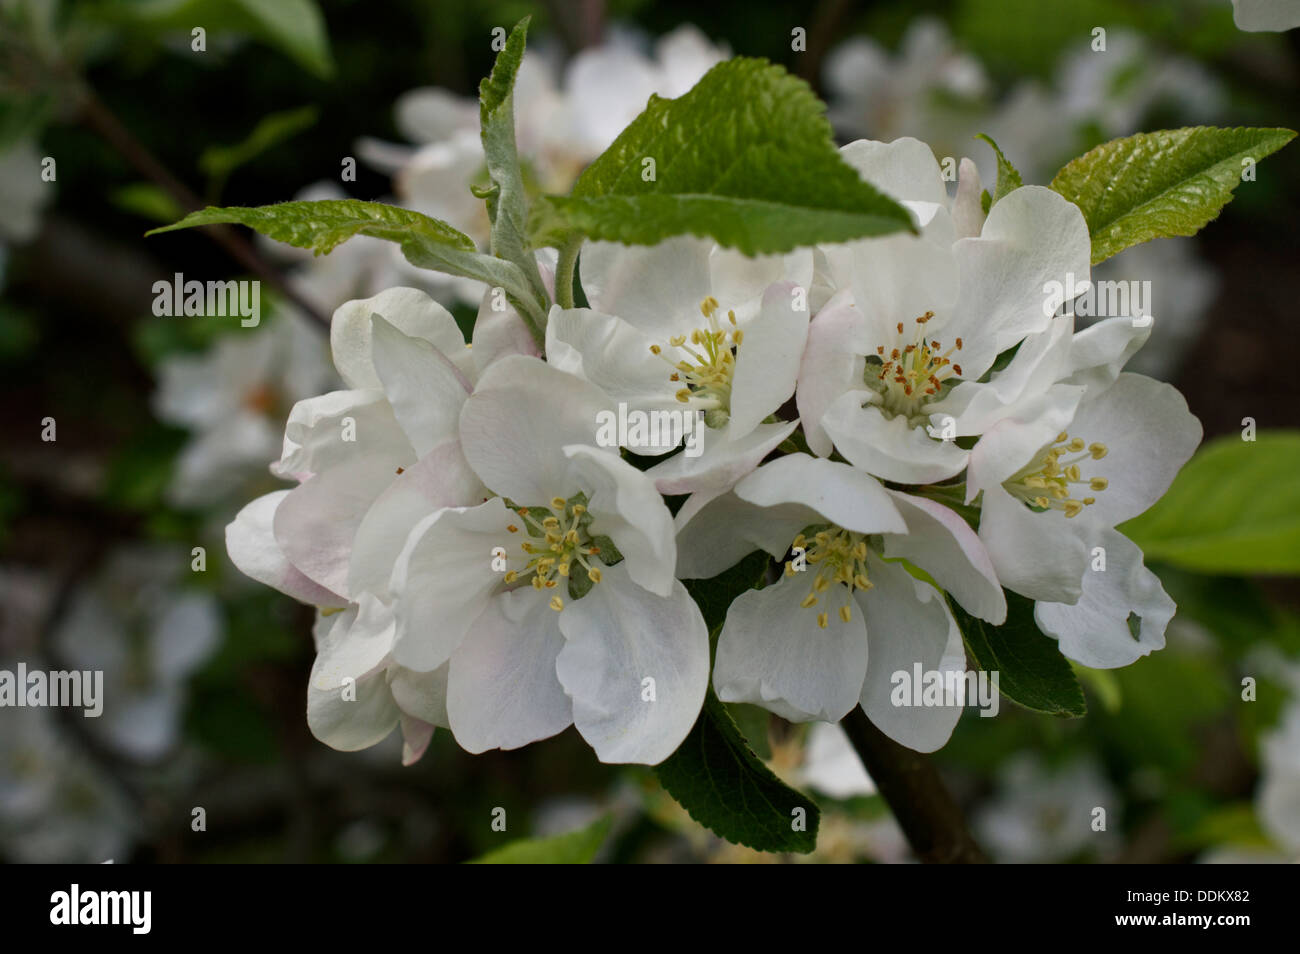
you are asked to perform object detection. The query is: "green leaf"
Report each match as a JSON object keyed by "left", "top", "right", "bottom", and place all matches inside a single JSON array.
[
  {"left": 199, "top": 105, "right": 319, "bottom": 199},
  {"left": 1119, "top": 431, "right": 1300, "bottom": 574},
  {"left": 1049, "top": 126, "right": 1296, "bottom": 264},
  {"left": 529, "top": 58, "right": 915, "bottom": 255},
  {"left": 683, "top": 550, "right": 770, "bottom": 636},
  {"left": 146, "top": 200, "right": 547, "bottom": 329},
  {"left": 101, "top": 0, "right": 335, "bottom": 79},
  {"left": 111, "top": 183, "right": 185, "bottom": 224},
  {"left": 975, "top": 133, "right": 1023, "bottom": 204},
  {"left": 466, "top": 814, "right": 612, "bottom": 864},
  {"left": 654, "top": 691, "right": 819, "bottom": 853},
  {"left": 951, "top": 591, "right": 1087, "bottom": 717},
  {"left": 477, "top": 17, "right": 548, "bottom": 322}
]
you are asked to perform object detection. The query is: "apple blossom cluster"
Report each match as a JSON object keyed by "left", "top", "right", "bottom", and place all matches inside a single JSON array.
[{"left": 225, "top": 134, "right": 1201, "bottom": 766}]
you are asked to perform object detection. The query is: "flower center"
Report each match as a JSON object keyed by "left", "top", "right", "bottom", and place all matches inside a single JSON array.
[
  {"left": 648, "top": 295, "right": 741, "bottom": 428},
  {"left": 504, "top": 494, "right": 605, "bottom": 611},
  {"left": 865, "top": 311, "right": 963, "bottom": 424},
  {"left": 1003, "top": 432, "right": 1109, "bottom": 518},
  {"left": 784, "top": 527, "right": 875, "bottom": 628}
]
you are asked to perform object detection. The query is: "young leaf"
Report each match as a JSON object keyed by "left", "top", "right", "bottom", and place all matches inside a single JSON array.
[
  {"left": 683, "top": 550, "right": 770, "bottom": 637},
  {"left": 529, "top": 57, "right": 915, "bottom": 255},
  {"left": 466, "top": 814, "right": 612, "bottom": 864},
  {"left": 654, "top": 691, "right": 820, "bottom": 853},
  {"left": 199, "top": 105, "right": 319, "bottom": 199},
  {"left": 975, "top": 133, "right": 1023, "bottom": 205},
  {"left": 1119, "top": 431, "right": 1300, "bottom": 574},
  {"left": 478, "top": 16, "right": 548, "bottom": 313},
  {"left": 951, "top": 592, "right": 1087, "bottom": 717},
  {"left": 145, "top": 200, "right": 547, "bottom": 332},
  {"left": 1050, "top": 125, "right": 1296, "bottom": 264}
]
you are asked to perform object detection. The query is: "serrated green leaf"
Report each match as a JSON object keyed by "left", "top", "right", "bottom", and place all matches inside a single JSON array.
[
  {"left": 466, "top": 814, "right": 612, "bottom": 864},
  {"left": 1050, "top": 126, "right": 1296, "bottom": 264},
  {"left": 683, "top": 550, "right": 770, "bottom": 636},
  {"left": 1119, "top": 431, "right": 1300, "bottom": 574},
  {"left": 111, "top": 183, "right": 185, "bottom": 224},
  {"left": 529, "top": 58, "right": 915, "bottom": 254},
  {"left": 654, "top": 691, "right": 819, "bottom": 853},
  {"left": 230, "top": 0, "right": 334, "bottom": 79},
  {"left": 951, "top": 592, "right": 1087, "bottom": 717},
  {"left": 199, "top": 105, "right": 319, "bottom": 198},
  {"left": 477, "top": 17, "right": 548, "bottom": 321},
  {"left": 976, "top": 133, "right": 1023, "bottom": 204},
  {"left": 146, "top": 200, "right": 547, "bottom": 330}
]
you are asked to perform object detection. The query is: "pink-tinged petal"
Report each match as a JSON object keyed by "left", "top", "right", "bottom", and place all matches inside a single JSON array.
[
  {"left": 446, "top": 586, "right": 572, "bottom": 752},
  {"left": 390, "top": 664, "right": 449, "bottom": 728},
  {"left": 882, "top": 491, "right": 1007, "bottom": 624},
  {"left": 459, "top": 355, "right": 614, "bottom": 502},
  {"left": 348, "top": 440, "right": 487, "bottom": 598},
  {"left": 714, "top": 572, "right": 869, "bottom": 723},
  {"left": 399, "top": 715, "right": 435, "bottom": 766},
  {"left": 858, "top": 559, "right": 967, "bottom": 753},
  {"left": 556, "top": 564, "right": 709, "bottom": 765},
  {"left": 389, "top": 498, "right": 511, "bottom": 672},
  {"left": 226, "top": 491, "right": 346, "bottom": 606},
  {"left": 274, "top": 454, "right": 398, "bottom": 600},
  {"left": 646, "top": 419, "right": 797, "bottom": 496},
  {"left": 1034, "top": 529, "right": 1174, "bottom": 669},
  {"left": 797, "top": 290, "right": 868, "bottom": 457},
  {"left": 306, "top": 605, "right": 400, "bottom": 751}
]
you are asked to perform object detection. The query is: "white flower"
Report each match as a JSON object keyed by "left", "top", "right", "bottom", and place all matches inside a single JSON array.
[
  {"left": 973, "top": 755, "right": 1119, "bottom": 863},
  {"left": 676, "top": 452, "right": 1005, "bottom": 752},
  {"left": 1259, "top": 700, "right": 1300, "bottom": 855},
  {"left": 967, "top": 327, "right": 1202, "bottom": 666},
  {"left": 389, "top": 355, "right": 709, "bottom": 764},
  {"left": 1232, "top": 0, "right": 1300, "bottom": 31},
  {"left": 547, "top": 236, "right": 812, "bottom": 494},
  {"left": 798, "top": 137, "right": 1092, "bottom": 484},
  {"left": 0, "top": 138, "right": 51, "bottom": 245},
  {"left": 51, "top": 545, "right": 221, "bottom": 760},
  {"left": 823, "top": 18, "right": 990, "bottom": 155},
  {"left": 225, "top": 285, "right": 534, "bottom": 760},
  {"left": 154, "top": 312, "right": 337, "bottom": 508}
]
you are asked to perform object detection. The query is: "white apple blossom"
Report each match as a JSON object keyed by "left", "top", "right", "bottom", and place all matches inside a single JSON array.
[
  {"left": 389, "top": 355, "right": 710, "bottom": 764},
  {"left": 798, "top": 137, "right": 1092, "bottom": 485},
  {"left": 676, "top": 452, "right": 1005, "bottom": 752},
  {"left": 547, "top": 236, "right": 813, "bottom": 494},
  {"left": 0, "top": 138, "right": 50, "bottom": 245},
  {"left": 967, "top": 322, "right": 1202, "bottom": 667},
  {"left": 153, "top": 311, "right": 337, "bottom": 508}
]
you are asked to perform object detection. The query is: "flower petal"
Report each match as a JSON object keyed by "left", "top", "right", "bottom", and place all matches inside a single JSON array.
[
  {"left": 556, "top": 563, "right": 709, "bottom": 764},
  {"left": 822, "top": 393, "right": 969, "bottom": 484},
  {"left": 331, "top": 286, "right": 472, "bottom": 390},
  {"left": 645, "top": 418, "right": 797, "bottom": 496},
  {"left": 447, "top": 585, "right": 573, "bottom": 752},
  {"left": 1034, "top": 528, "right": 1174, "bottom": 669},
  {"left": 797, "top": 290, "right": 868, "bottom": 457},
  {"left": 579, "top": 236, "right": 715, "bottom": 337},
  {"left": 370, "top": 316, "right": 472, "bottom": 457},
  {"left": 306, "top": 606, "right": 400, "bottom": 751},
  {"left": 226, "top": 491, "right": 346, "bottom": 606},
  {"left": 714, "top": 572, "right": 869, "bottom": 723},
  {"left": 734, "top": 453, "right": 907, "bottom": 534},
  {"left": 727, "top": 281, "right": 810, "bottom": 437},
  {"left": 858, "top": 559, "right": 967, "bottom": 753}
]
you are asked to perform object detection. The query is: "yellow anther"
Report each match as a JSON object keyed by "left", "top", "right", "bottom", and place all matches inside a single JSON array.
[
  {"left": 507, "top": 524, "right": 518, "bottom": 533},
  {"left": 549, "top": 595, "right": 564, "bottom": 612},
  {"left": 1089, "top": 443, "right": 1108, "bottom": 459},
  {"left": 1068, "top": 437, "right": 1085, "bottom": 452},
  {"left": 1089, "top": 477, "right": 1108, "bottom": 491},
  {"left": 817, "top": 612, "right": 829, "bottom": 629},
  {"left": 504, "top": 571, "right": 518, "bottom": 583},
  {"left": 551, "top": 497, "right": 566, "bottom": 509},
  {"left": 800, "top": 593, "right": 819, "bottom": 609},
  {"left": 732, "top": 328, "right": 744, "bottom": 346},
  {"left": 1063, "top": 500, "right": 1084, "bottom": 518},
  {"left": 587, "top": 567, "right": 602, "bottom": 583},
  {"left": 839, "top": 605, "right": 852, "bottom": 623},
  {"left": 1055, "top": 431, "right": 1068, "bottom": 443},
  {"left": 675, "top": 388, "right": 692, "bottom": 403},
  {"left": 572, "top": 504, "right": 586, "bottom": 515},
  {"left": 1065, "top": 464, "right": 1081, "bottom": 482},
  {"left": 649, "top": 344, "right": 662, "bottom": 355},
  {"left": 700, "top": 295, "right": 719, "bottom": 317},
  {"left": 557, "top": 563, "right": 570, "bottom": 577}
]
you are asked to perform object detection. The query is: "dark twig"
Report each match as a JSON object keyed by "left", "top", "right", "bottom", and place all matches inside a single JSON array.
[
  {"left": 75, "top": 87, "right": 332, "bottom": 329},
  {"left": 841, "top": 707, "right": 988, "bottom": 863}
]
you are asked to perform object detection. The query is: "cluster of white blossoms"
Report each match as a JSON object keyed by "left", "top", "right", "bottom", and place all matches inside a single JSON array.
[{"left": 228, "top": 135, "right": 1201, "bottom": 765}]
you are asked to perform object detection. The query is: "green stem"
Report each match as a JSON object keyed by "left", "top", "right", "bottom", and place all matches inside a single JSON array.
[{"left": 554, "top": 236, "right": 582, "bottom": 310}]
